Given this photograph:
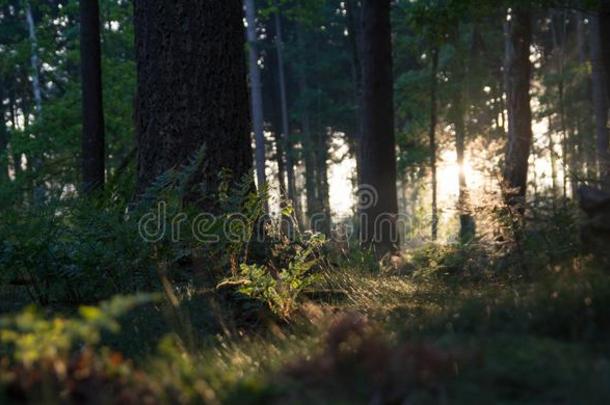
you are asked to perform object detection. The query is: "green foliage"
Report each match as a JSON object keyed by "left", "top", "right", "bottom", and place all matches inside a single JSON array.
[
  {"left": 0, "top": 192, "right": 158, "bottom": 304},
  {"left": 220, "top": 233, "right": 326, "bottom": 319},
  {"left": 0, "top": 294, "right": 156, "bottom": 366}
]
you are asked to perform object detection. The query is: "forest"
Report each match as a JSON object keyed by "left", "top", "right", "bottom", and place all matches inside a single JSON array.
[{"left": 1, "top": 0, "right": 610, "bottom": 403}]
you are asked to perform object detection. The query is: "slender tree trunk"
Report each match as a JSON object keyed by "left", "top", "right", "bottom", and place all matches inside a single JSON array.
[
  {"left": 133, "top": 0, "right": 252, "bottom": 211},
  {"left": 274, "top": 9, "right": 300, "bottom": 220},
  {"left": 8, "top": 84, "right": 21, "bottom": 180},
  {"left": 577, "top": 11, "right": 597, "bottom": 181},
  {"left": 345, "top": 0, "right": 363, "bottom": 183},
  {"left": 590, "top": 13, "right": 609, "bottom": 189},
  {"left": 80, "top": 0, "right": 106, "bottom": 193},
  {"left": 452, "top": 93, "right": 475, "bottom": 242},
  {"left": 301, "top": 103, "right": 318, "bottom": 227},
  {"left": 273, "top": 126, "right": 287, "bottom": 196},
  {"left": 359, "top": 0, "right": 398, "bottom": 257},
  {"left": 547, "top": 114, "right": 558, "bottom": 211},
  {"left": 551, "top": 10, "right": 570, "bottom": 199},
  {"left": 296, "top": 28, "right": 320, "bottom": 229},
  {"left": 452, "top": 24, "right": 476, "bottom": 242},
  {"left": 264, "top": 20, "right": 287, "bottom": 203},
  {"left": 0, "top": 77, "right": 8, "bottom": 183},
  {"left": 498, "top": 73, "right": 507, "bottom": 133},
  {"left": 503, "top": 9, "right": 534, "bottom": 212},
  {"left": 314, "top": 130, "right": 331, "bottom": 235},
  {"left": 25, "top": 1, "right": 42, "bottom": 115},
  {"left": 25, "top": 1, "right": 44, "bottom": 202},
  {"left": 245, "top": 0, "right": 267, "bottom": 197},
  {"left": 598, "top": 2, "right": 610, "bottom": 189},
  {"left": 429, "top": 48, "right": 439, "bottom": 241}
]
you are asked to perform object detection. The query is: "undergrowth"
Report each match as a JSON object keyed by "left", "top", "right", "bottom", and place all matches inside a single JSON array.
[{"left": 1, "top": 160, "right": 609, "bottom": 403}]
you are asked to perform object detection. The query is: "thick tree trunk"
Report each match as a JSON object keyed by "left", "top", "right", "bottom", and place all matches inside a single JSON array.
[
  {"left": 359, "top": 0, "right": 398, "bottom": 257},
  {"left": 245, "top": 0, "right": 267, "bottom": 196},
  {"left": 134, "top": 0, "right": 252, "bottom": 211},
  {"left": 80, "top": 0, "right": 106, "bottom": 193},
  {"left": 503, "top": 9, "right": 534, "bottom": 211},
  {"left": 429, "top": 48, "right": 439, "bottom": 241},
  {"left": 598, "top": 2, "right": 610, "bottom": 189}
]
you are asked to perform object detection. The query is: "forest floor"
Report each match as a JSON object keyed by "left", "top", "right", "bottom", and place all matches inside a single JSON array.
[{"left": 2, "top": 243, "right": 610, "bottom": 404}]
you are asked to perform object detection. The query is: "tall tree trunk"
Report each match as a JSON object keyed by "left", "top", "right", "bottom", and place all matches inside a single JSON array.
[
  {"left": 296, "top": 27, "right": 320, "bottom": 230},
  {"left": 429, "top": 48, "right": 439, "bottom": 241},
  {"left": 274, "top": 8, "right": 300, "bottom": 221},
  {"left": 547, "top": 114, "right": 559, "bottom": 211},
  {"left": 598, "top": 2, "right": 610, "bottom": 189},
  {"left": 25, "top": 1, "right": 44, "bottom": 203},
  {"left": 8, "top": 83, "right": 21, "bottom": 180},
  {"left": 272, "top": 126, "right": 287, "bottom": 196},
  {"left": 264, "top": 19, "right": 287, "bottom": 203},
  {"left": 550, "top": 10, "right": 571, "bottom": 199},
  {"left": 80, "top": 0, "right": 106, "bottom": 193},
  {"left": 503, "top": 9, "right": 534, "bottom": 212},
  {"left": 245, "top": 0, "right": 267, "bottom": 197},
  {"left": 0, "top": 77, "right": 8, "bottom": 183},
  {"left": 359, "top": 0, "right": 398, "bottom": 257},
  {"left": 453, "top": 92, "right": 475, "bottom": 242},
  {"left": 301, "top": 102, "right": 318, "bottom": 228},
  {"left": 345, "top": 0, "right": 363, "bottom": 183},
  {"left": 314, "top": 129, "right": 331, "bottom": 235},
  {"left": 25, "top": 1, "right": 42, "bottom": 116},
  {"left": 590, "top": 13, "right": 609, "bottom": 190},
  {"left": 577, "top": 11, "right": 597, "bottom": 182},
  {"left": 134, "top": 0, "right": 252, "bottom": 211}
]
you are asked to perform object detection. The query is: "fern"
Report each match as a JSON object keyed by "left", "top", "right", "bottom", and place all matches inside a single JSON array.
[{"left": 176, "top": 146, "right": 207, "bottom": 198}]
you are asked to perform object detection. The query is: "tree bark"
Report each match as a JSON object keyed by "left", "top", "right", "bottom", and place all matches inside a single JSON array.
[
  {"left": 25, "top": 1, "right": 42, "bottom": 116},
  {"left": 314, "top": 130, "right": 331, "bottom": 235},
  {"left": 503, "top": 9, "right": 534, "bottom": 211},
  {"left": 550, "top": 10, "right": 570, "bottom": 200},
  {"left": 590, "top": 13, "right": 609, "bottom": 190},
  {"left": 598, "top": 2, "right": 610, "bottom": 189},
  {"left": 134, "top": 0, "right": 252, "bottom": 211},
  {"left": 0, "top": 76, "right": 8, "bottom": 183},
  {"left": 274, "top": 9, "right": 300, "bottom": 220},
  {"left": 452, "top": 89, "right": 475, "bottom": 242},
  {"left": 245, "top": 0, "right": 267, "bottom": 196},
  {"left": 345, "top": 0, "right": 363, "bottom": 183},
  {"left": 296, "top": 28, "right": 320, "bottom": 229},
  {"left": 359, "top": 0, "right": 398, "bottom": 257},
  {"left": 80, "top": 0, "right": 106, "bottom": 193},
  {"left": 576, "top": 11, "right": 597, "bottom": 182},
  {"left": 429, "top": 48, "right": 439, "bottom": 241},
  {"left": 8, "top": 83, "right": 21, "bottom": 180},
  {"left": 547, "top": 115, "right": 559, "bottom": 210}
]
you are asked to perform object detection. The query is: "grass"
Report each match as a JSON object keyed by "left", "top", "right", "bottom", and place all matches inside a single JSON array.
[{"left": 2, "top": 243, "right": 610, "bottom": 404}]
